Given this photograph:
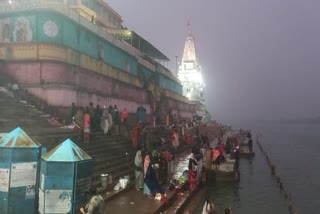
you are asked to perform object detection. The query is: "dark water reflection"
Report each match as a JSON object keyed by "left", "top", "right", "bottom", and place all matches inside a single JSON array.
[
  {"left": 194, "top": 142, "right": 289, "bottom": 214},
  {"left": 197, "top": 120, "right": 320, "bottom": 214}
]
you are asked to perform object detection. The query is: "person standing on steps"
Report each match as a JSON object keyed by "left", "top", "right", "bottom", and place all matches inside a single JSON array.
[
  {"left": 134, "top": 147, "right": 144, "bottom": 191},
  {"left": 233, "top": 145, "right": 240, "bottom": 172},
  {"left": 74, "top": 107, "right": 84, "bottom": 141},
  {"left": 165, "top": 111, "right": 170, "bottom": 127},
  {"left": 92, "top": 104, "right": 102, "bottom": 131},
  {"left": 83, "top": 107, "right": 91, "bottom": 144},
  {"left": 121, "top": 108, "right": 129, "bottom": 136},
  {"left": 11, "top": 82, "right": 20, "bottom": 102},
  {"left": 171, "top": 128, "right": 180, "bottom": 152},
  {"left": 188, "top": 152, "right": 198, "bottom": 190},
  {"left": 88, "top": 102, "right": 95, "bottom": 129},
  {"left": 248, "top": 137, "right": 253, "bottom": 153},
  {"left": 132, "top": 121, "right": 142, "bottom": 149},
  {"left": 71, "top": 102, "right": 77, "bottom": 124},
  {"left": 100, "top": 105, "right": 109, "bottom": 134},
  {"left": 108, "top": 105, "right": 114, "bottom": 135},
  {"left": 113, "top": 105, "right": 120, "bottom": 136}
]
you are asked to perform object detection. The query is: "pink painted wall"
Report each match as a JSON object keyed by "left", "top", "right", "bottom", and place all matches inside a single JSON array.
[
  {"left": 2, "top": 61, "right": 180, "bottom": 115},
  {"left": 28, "top": 87, "right": 76, "bottom": 106},
  {"left": 4, "top": 62, "right": 41, "bottom": 84},
  {"left": 41, "top": 62, "right": 73, "bottom": 84},
  {"left": 3, "top": 61, "right": 147, "bottom": 104},
  {"left": 77, "top": 69, "right": 113, "bottom": 96},
  {"left": 28, "top": 86, "right": 151, "bottom": 113},
  {"left": 4, "top": 62, "right": 73, "bottom": 85}
]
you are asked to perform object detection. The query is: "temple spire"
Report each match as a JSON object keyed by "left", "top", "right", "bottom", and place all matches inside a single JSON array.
[
  {"left": 182, "top": 31, "right": 197, "bottom": 63},
  {"left": 178, "top": 32, "right": 205, "bottom": 102}
]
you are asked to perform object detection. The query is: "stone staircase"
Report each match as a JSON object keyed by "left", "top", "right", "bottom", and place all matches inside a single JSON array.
[
  {"left": 0, "top": 92, "right": 54, "bottom": 134},
  {"left": 0, "top": 91, "right": 135, "bottom": 197}
]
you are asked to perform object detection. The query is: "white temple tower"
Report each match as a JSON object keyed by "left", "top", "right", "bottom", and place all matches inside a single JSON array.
[{"left": 178, "top": 32, "right": 205, "bottom": 102}]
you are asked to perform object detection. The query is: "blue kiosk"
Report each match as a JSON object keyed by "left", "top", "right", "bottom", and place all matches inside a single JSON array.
[
  {"left": 39, "top": 139, "right": 93, "bottom": 214},
  {"left": 0, "top": 127, "right": 42, "bottom": 214}
]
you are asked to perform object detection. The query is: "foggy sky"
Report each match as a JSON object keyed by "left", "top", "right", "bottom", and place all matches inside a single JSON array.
[{"left": 108, "top": 0, "right": 320, "bottom": 122}]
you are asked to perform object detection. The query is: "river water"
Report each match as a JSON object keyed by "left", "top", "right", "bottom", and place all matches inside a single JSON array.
[{"left": 195, "top": 120, "right": 319, "bottom": 213}]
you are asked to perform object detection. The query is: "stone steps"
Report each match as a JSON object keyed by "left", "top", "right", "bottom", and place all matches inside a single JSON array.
[
  {"left": 0, "top": 96, "right": 54, "bottom": 133},
  {"left": 36, "top": 133, "right": 136, "bottom": 192},
  {"left": 0, "top": 92, "right": 136, "bottom": 199}
]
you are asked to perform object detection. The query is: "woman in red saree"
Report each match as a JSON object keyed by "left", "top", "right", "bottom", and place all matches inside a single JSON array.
[
  {"left": 132, "top": 122, "right": 142, "bottom": 148},
  {"left": 188, "top": 153, "right": 197, "bottom": 190}
]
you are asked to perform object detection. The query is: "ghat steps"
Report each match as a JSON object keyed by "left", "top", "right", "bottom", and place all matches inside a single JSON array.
[{"left": 0, "top": 92, "right": 135, "bottom": 196}]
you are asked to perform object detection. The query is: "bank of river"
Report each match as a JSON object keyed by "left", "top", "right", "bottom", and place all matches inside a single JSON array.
[
  {"left": 193, "top": 120, "right": 319, "bottom": 213},
  {"left": 193, "top": 137, "right": 290, "bottom": 214}
]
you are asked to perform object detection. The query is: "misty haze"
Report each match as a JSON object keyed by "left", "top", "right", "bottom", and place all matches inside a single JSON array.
[
  {"left": 109, "top": 0, "right": 320, "bottom": 122},
  {"left": 0, "top": 0, "right": 319, "bottom": 213}
]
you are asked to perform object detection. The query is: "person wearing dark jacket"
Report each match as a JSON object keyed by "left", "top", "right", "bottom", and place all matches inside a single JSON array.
[{"left": 248, "top": 138, "right": 253, "bottom": 153}]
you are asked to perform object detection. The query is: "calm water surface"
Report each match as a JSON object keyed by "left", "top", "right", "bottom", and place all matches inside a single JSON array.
[{"left": 195, "top": 121, "right": 319, "bottom": 213}]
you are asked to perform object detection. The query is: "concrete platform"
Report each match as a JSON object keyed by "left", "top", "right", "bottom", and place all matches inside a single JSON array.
[
  {"left": 239, "top": 144, "right": 255, "bottom": 158},
  {"left": 211, "top": 159, "right": 240, "bottom": 182}
]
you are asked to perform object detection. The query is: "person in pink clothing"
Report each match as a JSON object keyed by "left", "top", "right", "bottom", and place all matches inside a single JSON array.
[
  {"left": 83, "top": 107, "right": 91, "bottom": 144},
  {"left": 171, "top": 128, "right": 179, "bottom": 151}
]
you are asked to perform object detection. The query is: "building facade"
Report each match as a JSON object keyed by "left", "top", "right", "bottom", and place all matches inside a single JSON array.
[{"left": 0, "top": 0, "right": 195, "bottom": 120}]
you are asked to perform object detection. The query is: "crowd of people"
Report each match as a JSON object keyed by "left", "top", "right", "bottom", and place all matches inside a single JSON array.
[
  {"left": 134, "top": 141, "right": 175, "bottom": 198},
  {"left": 67, "top": 100, "right": 252, "bottom": 213},
  {"left": 1, "top": 81, "right": 252, "bottom": 213},
  {"left": 72, "top": 102, "right": 129, "bottom": 143},
  {"left": 131, "top": 121, "right": 252, "bottom": 213}
]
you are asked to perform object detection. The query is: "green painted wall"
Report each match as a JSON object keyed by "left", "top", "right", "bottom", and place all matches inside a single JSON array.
[
  {"left": 159, "top": 75, "right": 183, "bottom": 95},
  {"left": 0, "top": 10, "right": 183, "bottom": 94}
]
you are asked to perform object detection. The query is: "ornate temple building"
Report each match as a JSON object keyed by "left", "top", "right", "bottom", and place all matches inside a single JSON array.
[
  {"left": 178, "top": 32, "right": 206, "bottom": 118},
  {"left": 178, "top": 32, "right": 205, "bottom": 102}
]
